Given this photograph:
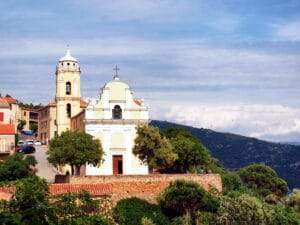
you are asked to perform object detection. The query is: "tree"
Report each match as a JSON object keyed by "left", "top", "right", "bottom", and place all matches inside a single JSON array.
[
  {"left": 29, "top": 122, "right": 38, "bottom": 133},
  {"left": 0, "top": 154, "right": 37, "bottom": 182},
  {"left": 157, "top": 180, "right": 219, "bottom": 217},
  {"left": 133, "top": 125, "right": 177, "bottom": 171},
  {"left": 113, "top": 197, "right": 170, "bottom": 225},
  {"left": 238, "top": 164, "right": 288, "bottom": 197},
  {"left": 221, "top": 172, "right": 243, "bottom": 194},
  {"left": 215, "top": 194, "right": 300, "bottom": 225},
  {"left": 47, "top": 131, "right": 103, "bottom": 175},
  {"left": 9, "top": 176, "right": 56, "bottom": 225},
  {"left": 17, "top": 120, "right": 26, "bottom": 131},
  {"left": 162, "top": 128, "right": 213, "bottom": 173}
]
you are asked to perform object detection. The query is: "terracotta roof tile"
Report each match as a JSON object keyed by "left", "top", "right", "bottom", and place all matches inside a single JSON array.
[
  {"left": 0, "top": 124, "right": 15, "bottom": 135},
  {"left": 4, "top": 97, "right": 17, "bottom": 104},
  {"left": 134, "top": 99, "right": 142, "bottom": 106},
  {"left": 0, "top": 98, "right": 9, "bottom": 107},
  {"left": 80, "top": 99, "right": 88, "bottom": 108},
  {"left": 49, "top": 183, "right": 112, "bottom": 196},
  {"left": 0, "top": 184, "right": 112, "bottom": 200}
]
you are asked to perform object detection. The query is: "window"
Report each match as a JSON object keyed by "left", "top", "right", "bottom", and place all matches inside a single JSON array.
[
  {"left": 67, "top": 104, "right": 71, "bottom": 118},
  {"left": 24, "top": 112, "right": 26, "bottom": 116},
  {"left": 67, "top": 62, "right": 70, "bottom": 66},
  {"left": 0, "top": 112, "right": 3, "bottom": 122},
  {"left": 112, "top": 105, "right": 122, "bottom": 119},
  {"left": 66, "top": 82, "right": 71, "bottom": 95}
]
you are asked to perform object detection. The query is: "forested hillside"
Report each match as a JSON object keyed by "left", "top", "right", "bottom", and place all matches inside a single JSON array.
[{"left": 151, "top": 120, "right": 300, "bottom": 189}]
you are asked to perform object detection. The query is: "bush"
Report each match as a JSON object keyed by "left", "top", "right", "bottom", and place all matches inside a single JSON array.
[
  {"left": 238, "top": 164, "right": 288, "bottom": 197},
  {"left": 221, "top": 172, "right": 243, "bottom": 193},
  {"left": 158, "top": 180, "right": 219, "bottom": 217},
  {"left": 215, "top": 194, "right": 300, "bottom": 225},
  {"left": 59, "top": 215, "right": 113, "bottom": 225},
  {"left": 113, "top": 197, "right": 170, "bottom": 225},
  {"left": 0, "top": 154, "right": 37, "bottom": 182}
]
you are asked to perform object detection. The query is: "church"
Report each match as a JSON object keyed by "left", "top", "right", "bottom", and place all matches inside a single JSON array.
[{"left": 38, "top": 50, "right": 149, "bottom": 175}]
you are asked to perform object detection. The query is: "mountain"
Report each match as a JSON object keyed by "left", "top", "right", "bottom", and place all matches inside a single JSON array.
[{"left": 150, "top": 120, "right": 300, "bottom": 189}]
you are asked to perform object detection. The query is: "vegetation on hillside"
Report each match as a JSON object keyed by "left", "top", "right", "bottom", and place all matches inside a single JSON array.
[
  {"left": 1, "top": 124, "right": 299, "bottom": 224},
  {"left": 151, "top": 120, "right": 300, "bottom": 189}
]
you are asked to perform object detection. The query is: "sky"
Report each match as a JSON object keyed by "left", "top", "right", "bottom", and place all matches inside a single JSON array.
[{"left": 0, "top": 0, "right": 300, "bottom": 142}]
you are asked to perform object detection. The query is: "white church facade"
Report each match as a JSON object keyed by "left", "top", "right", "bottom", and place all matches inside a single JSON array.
[
  {"left": 83, "top": 73, "right": 149, "bottom": 175},
  {"left": 39, "top": 50, "right": 150, "bottom": 175}
]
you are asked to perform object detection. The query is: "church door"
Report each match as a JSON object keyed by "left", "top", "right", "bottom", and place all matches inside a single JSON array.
[{"left": 113, "top": 155, "right": 123, "bottom": 175}]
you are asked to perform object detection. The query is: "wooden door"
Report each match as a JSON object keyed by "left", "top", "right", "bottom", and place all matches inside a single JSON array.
[{"left": 113, "top": 155, "right": 123, "bottom": 175}]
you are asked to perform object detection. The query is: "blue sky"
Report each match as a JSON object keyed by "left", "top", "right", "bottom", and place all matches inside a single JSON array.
[{"left": 1, "top": 0, "right": 300, "bottom": 142}]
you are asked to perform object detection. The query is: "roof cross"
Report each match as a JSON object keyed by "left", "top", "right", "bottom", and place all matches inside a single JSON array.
[{"left": 113, "top": 65, "right": 120, "bottom": 79}]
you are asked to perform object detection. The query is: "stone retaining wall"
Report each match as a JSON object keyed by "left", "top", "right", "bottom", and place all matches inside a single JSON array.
[{"left": 70, "top": 174, "right": 222, "bottom": 203}]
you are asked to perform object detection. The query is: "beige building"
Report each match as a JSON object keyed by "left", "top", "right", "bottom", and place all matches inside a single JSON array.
[
  {"left": 0, "top": 96, "right": 20, "bottom": 131},
  {"left": 20, "top": 108, "right": 39, "bottom": 131},
  {"left": 38, "top": 50, "right": 87, "bottom": 144},
  {"left": 0, "top": 124, "right": 15, "bottom": 159}
]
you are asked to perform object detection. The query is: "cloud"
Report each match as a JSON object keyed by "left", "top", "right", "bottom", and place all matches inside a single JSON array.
[
  {"left": 162, "top": 103, "right": 300, "bottom": 142},
  {"left": 275, "top": 20, "right": 300, "bottom": 41}
]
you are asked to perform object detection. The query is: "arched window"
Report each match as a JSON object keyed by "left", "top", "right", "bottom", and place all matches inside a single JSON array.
[
  {"left": 112, "top": 105, "right": 122, "bottom": 119},
  {"left": 66, "top": 82, "right": 71, "bottom": 95},
  {"left": 67, "top": 104, "right": 71, "bottom": 118}
]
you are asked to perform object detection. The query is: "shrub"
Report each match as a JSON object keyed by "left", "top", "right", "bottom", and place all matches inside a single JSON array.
[
  {"left": 238, "top": 164, "right": 288, "bottom": 197},
  {"left": 221, "top": 172, "right": 243, "bottom": 193},
  {"left": 215, "top": 194, "right": 300, "bottom": 225},
  {"left": 157, "top": 180, "right": 219, "bottom": 217},
  {"left": 113, "top": 197, "right": 170, "bottom": 225},
  {"left": 0, "top": 154, "right": 37, "bottom": 182}
]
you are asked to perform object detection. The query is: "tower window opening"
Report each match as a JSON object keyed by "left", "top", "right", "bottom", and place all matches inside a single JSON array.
[
  {"left": 112, "top": 105, "right": 122, "bottom": 119},
  {"left": 67, "top": 104, "right": 71, "bottom": 118},
  {"left": 66, "top": 82, "right": 71, "bottom": 95},
  {"left": 67, "top": 62, "right": 70, "bottom": 66}
]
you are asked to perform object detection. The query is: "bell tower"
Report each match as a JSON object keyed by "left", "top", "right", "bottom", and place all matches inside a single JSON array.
[{"left": 55, "top": 50, "right": 81, "bottom": 135}]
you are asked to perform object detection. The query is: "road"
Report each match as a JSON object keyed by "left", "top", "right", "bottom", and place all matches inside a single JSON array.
[{"left": 33, "top": 145, "right": 57, "bottom": 183}]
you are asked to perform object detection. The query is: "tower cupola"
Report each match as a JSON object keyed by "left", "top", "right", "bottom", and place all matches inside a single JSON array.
[{"left": 57, "top": 50, "right": 80, "bottom": 73}]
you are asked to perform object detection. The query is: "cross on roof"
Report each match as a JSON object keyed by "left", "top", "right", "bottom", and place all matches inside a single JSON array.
[{"left": 113, "top": 65, "right": 120, "bottom": 79}]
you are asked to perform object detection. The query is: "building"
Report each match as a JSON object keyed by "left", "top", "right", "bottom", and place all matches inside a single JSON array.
[
  {"left": 73, "top": 71, "right": 149, "bottom": 176},
  {"left": 0, "top": 96, "right": 20, "bottom": 131},
  {"left": 37, "top": 50, "right": 87, "bottom": 144},
  {"left": 0, "top": 124, "right": 15, "bottom": 159},
  {"left": 20, "top": 107, "right": 39, "bottom": 131}
]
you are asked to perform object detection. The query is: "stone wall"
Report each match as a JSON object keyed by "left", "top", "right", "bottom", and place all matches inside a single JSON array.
[{"left": 70, "top": 174, "right": 222, "bottom": 203}]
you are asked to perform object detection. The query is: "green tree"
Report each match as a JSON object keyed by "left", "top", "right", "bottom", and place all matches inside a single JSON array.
[
  {"left": 133, "top": 125, "right": 177, "bottom": 171},
  {"left": 162, "top": 128, "right": 213, "bottom": 173},
  {"left": 113, "top": 197, "right": 170, "bottom": 225},
  {"left": 47, "top": 131, "right": 103, "bottom": 175},
  {"left": 238, "top": 164, "right": 288, "bottom": 197},
  {"left": 0, "top": 154, "right": 37, "bottom": 182},
  {"left": 215, "top": 194, "right": 300, "bottom": 225},
  {"left": 157, "top": 180, "right": 219, "bottom": 217},
  {"left": 9, "top": 176, "right": 56, "bottom": 225},
  {"left": 17, "top": 120, "right": 26, "bottom": 131},
  {"left": 29, "top": 122, "right": 38, "bottom": 133},
  {"left": 221, "top": 172, "right": 243, "bottom": 194}
]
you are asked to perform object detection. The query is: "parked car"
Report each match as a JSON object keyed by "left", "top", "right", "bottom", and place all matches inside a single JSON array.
[
  {"left": 17, "top": 140, "right": 24, "bottom": 147},
  {"left": 26, "top": 140, "right": 34, "bottom": 146},
  {"left": 20, "top": 145, "right": 36, "bottom": 154},
  {"left": 34, "top": 141, "right": 42, "bottom": 146}
]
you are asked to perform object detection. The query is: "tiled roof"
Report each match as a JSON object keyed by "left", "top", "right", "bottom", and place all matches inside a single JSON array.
[
  {"left": 50, "top": 183, "right": 112, "bottom": 196},
  {"left": 134, "top": 99, "right": 142, "bottom": 106},
  {"left": 0, "top": 98, "right": 9, "bottom": 108},
  {"left": 80, "top": 99, "right": 88, "bottom": 108},
  {"left": 0, "top": 124, "right": 15, "bottom": 135},
  {"left": 0, "top": 184, "right": 112, "bottom": 200},
  {"left": 4, "top": 96, "right": 17, "bottom": 104}
]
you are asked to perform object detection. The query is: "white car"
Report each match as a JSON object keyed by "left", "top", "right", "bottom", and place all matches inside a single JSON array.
[
  {"left": 34, "top": 141, "right": 42, "bottom": 146},
  {"left": 26, "top": 140, "right": 34, "bottom": 146}
]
